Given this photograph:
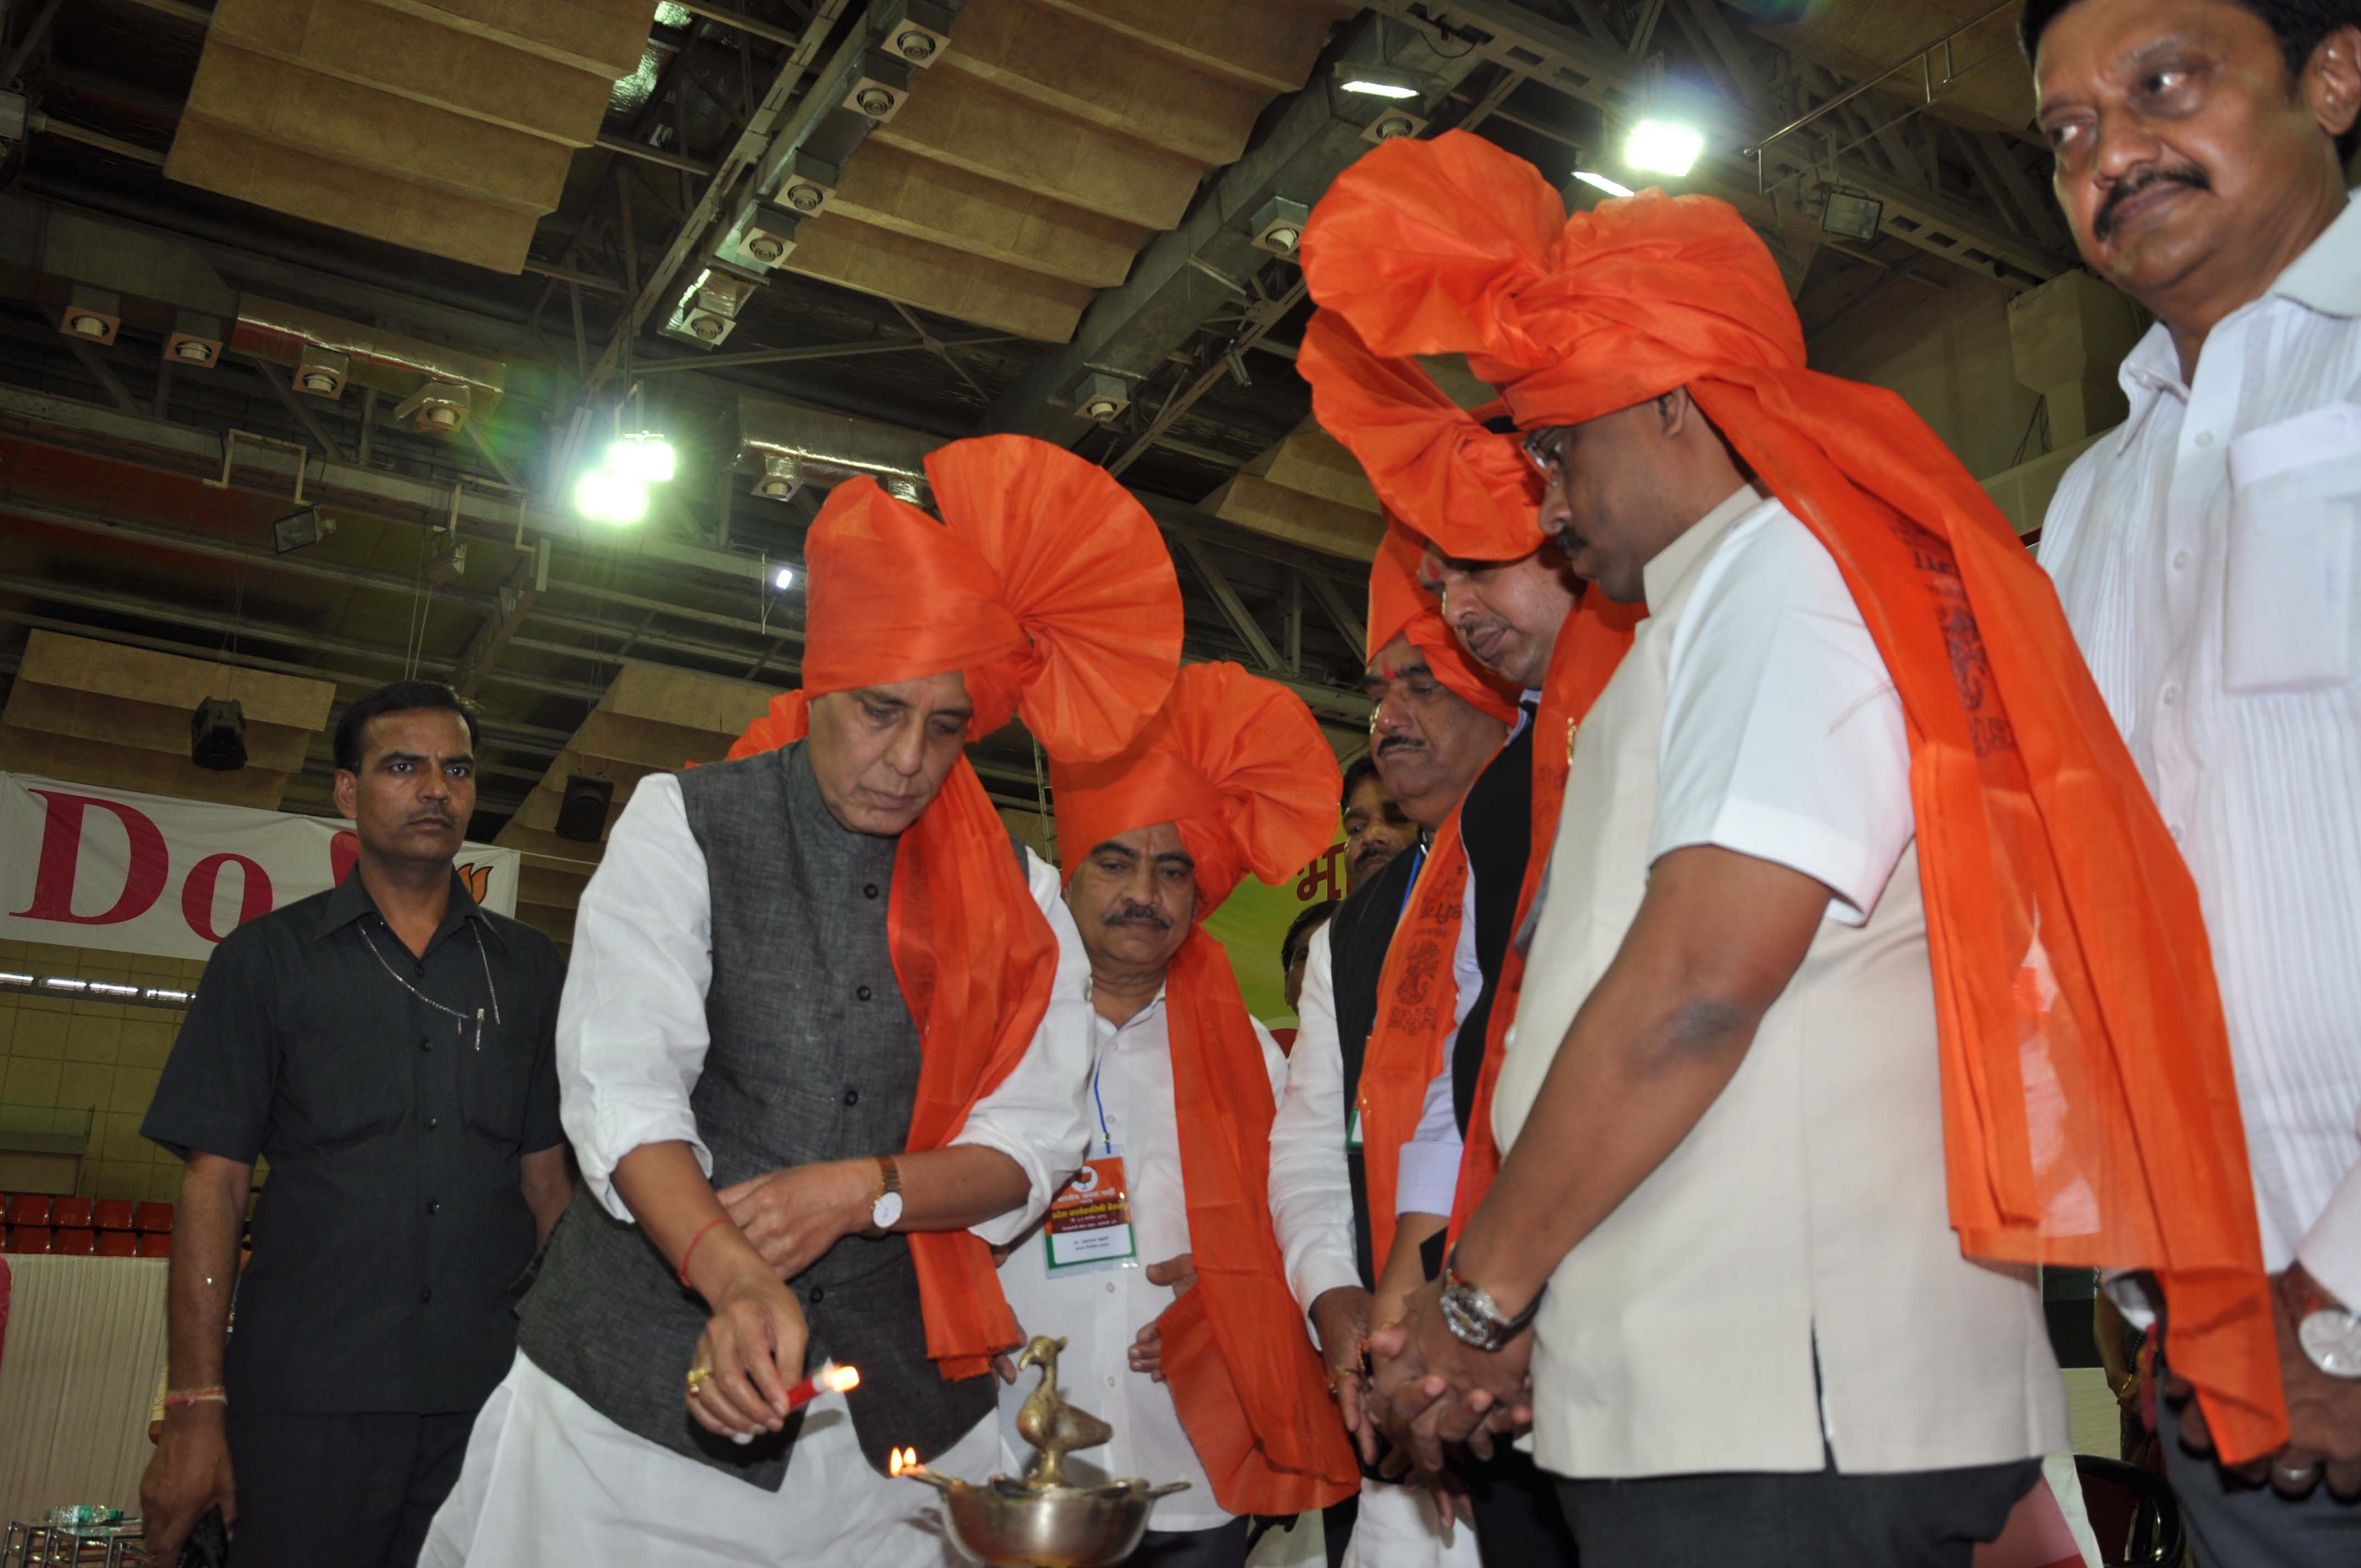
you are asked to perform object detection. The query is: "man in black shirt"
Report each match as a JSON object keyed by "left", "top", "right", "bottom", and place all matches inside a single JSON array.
[
  {"left": 1339, "top": 754, "right": 1415, "bottom": 895},
  {"left": 139, "top": 680, "right": 572, "bottom": 1567}
]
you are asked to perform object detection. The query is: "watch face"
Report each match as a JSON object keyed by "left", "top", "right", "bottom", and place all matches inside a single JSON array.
[
  {"left": 872, "top": 1190, "right": 905, "bottom": 1231},
  {"left": 2299, "top": 1310, "right": 2361, "bottom": 1379}
]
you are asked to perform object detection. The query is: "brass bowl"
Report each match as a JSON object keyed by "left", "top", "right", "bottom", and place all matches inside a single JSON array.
[{"left": 920, "top": 1474, "right": 1189, "bottom": 1567}]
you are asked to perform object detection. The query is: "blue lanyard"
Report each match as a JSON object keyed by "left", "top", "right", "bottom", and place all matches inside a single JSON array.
[
  {"left": 1394, "top": 840, "right": 1428, "bottom": 925},
  {"left": 1089, "top": 1041, "right": 1114, "bottom": 1155}
]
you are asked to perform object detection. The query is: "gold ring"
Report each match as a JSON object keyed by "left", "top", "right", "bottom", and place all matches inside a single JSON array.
[{"left": 687, "top": 1366, "right": 712, "bottom": 1394}]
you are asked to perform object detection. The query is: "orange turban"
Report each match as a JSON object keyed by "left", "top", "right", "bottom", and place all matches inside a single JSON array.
[
  {"left": 1049, "top": 663, "right": 1356, "bottom": 1513},
  {"left": 792, "top": 432, "right": 1184, "bottom": 760},
  {"left": 1300, "top": 309, "right": 1544, "bottom": 564},
  {"left": 1366, "top": 520, "right": 1520, "bottom": 723},
  {"left": 1306, "top": 131, "right": 2285, "bottom": 1461},
  {"left": 727, "top": 434, "right": 1183, "bottom": 1385}
]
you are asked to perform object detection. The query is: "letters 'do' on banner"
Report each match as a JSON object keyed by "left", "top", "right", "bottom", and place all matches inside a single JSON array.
[{"left": 0, "top": 773, "right": 521, "bottom": 964}]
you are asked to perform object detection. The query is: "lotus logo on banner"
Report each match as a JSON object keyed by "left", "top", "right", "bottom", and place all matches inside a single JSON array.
[{"left": 0, "top": 773, "right": 521, "bottom": 963}]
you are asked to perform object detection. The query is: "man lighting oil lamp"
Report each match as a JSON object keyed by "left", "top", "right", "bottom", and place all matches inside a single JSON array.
[{"left": 891, "top": 1336, "right": 1190, "bottom": 1566}]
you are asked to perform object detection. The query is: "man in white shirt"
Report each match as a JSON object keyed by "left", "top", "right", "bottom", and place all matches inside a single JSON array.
[
  {"left": 2027, "top": 0, "right": 2361, "bottom": 1548},
  {"left": 997, "top": 663, "right": 1356, "bottom": 1568},
  {"left": 422, "top": 437, "right": 1182, "bottom": 1568},
  {"left": 1301, "top": 130, "right": 2277, "bottom": 1568}
]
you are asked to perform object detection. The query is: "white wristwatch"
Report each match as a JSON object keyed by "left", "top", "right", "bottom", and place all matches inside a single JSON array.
[
  {"left": 2292, "top": 1271, "right": 2361, "bottom": 1379},
  {"left": 870, "top": 1155, "right": 904, "bottom": 1231}
]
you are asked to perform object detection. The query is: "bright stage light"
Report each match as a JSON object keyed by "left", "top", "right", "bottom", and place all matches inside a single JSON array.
[
  {"left": 1625, "top": 118, "right": 1705, "bottom": 177},
  {"left": 574, "top": 469, "right": 650, "bottom": 525},
  {"left": 774, "top": 566, "right": 796, "bottom": 590},
  {"left": 1573, "top": 171, "right": 1635, "bottom": 198},
  {"left": 605, "top": 432, "right": 678, "bottom": 484},
  {"left": 1337, "top": 64, "right": 1423, "bottom": 99}
]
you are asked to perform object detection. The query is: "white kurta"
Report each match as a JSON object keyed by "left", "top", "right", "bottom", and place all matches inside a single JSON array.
[
  {"left": 2038, "top": 195, "right": 2361, "bottom": 1307},
  {"left": 1263, "top": 930, "right": 1482, "bottom": 1568},
  {"left": 423, "top": 772, "right": 1099, "bottom": 1567},
  {"left": 994, "top": 989, "right": 1286, "bottom": 1533}
]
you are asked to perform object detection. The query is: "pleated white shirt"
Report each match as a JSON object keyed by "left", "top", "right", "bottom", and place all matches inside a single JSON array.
[{"left": 2038, "top": 194, "right": 2361, "bottom": 1306}]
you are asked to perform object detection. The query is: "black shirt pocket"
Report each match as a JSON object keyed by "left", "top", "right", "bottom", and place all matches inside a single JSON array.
[{"left": 461, "top": 1021, "right": 536, "bottom": 1146}]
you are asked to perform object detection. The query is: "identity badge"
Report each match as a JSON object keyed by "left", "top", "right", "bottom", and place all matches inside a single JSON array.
[{"left": 1045, "top": 1147, "right": 1136, "bottom": 1273}]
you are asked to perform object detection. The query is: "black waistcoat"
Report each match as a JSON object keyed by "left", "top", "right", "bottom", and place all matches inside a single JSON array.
[
  {"left": 1452, "top": 713, "right": 1536, "bottom": 1133},
  {"left": 514, "top": 744, "right": 993, "bottom": 1490},
  {"left": 1323, "top": 843, "right": 1424, "bottom": 1289}
]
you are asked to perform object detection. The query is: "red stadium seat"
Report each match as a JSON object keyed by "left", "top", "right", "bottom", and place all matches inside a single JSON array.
[
  {"left": 134, "top": 1202, "right": 174, "bottom": 1233},
  {"left": 94, "top": 1200, "right": 135, "bottom": 1231},
  {"left": 95, "top": 1231, "right": 137, "bottom": 1257},
  {"left": 135, "top": 1232, "right": 172, "bottom": 1258},
  {"left": 52, "top": 1197, "right": 94, "bottom": 1229},
  {"left": 53, "top": 1228, "right": 97, "bottom": 1256},
  {"left": 4, "top": 1195, "right": 53, "bottom": 1227},
  {"left": 4, "top": 1227, "right": 53, "bottom": 1254}
]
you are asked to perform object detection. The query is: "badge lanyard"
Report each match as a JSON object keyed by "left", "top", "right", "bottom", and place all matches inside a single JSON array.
[{"left": 1045, "top": 1028, "right": 1139, "bottom": 1274}]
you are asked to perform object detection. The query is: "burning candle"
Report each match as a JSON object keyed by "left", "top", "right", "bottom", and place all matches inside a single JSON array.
[
  {"left": 725, "top": 1362, "right": 862, "bottom": 1446},
  {"left": 889, "top": 1446, "right": 923, "bottom": 1477},
  {"left": 782, "top": 1360, "right": 861, "bottom": 1411}
]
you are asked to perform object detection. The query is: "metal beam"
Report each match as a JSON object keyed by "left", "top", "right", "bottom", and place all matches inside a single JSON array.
[
  {"left": 1303, "top": 571, "right": 1366, "bottom": 658},
  {"left": 1173, "top": 532, "right": 1282, "bottom": 673},
  {"left": 597, "top": 133, "right": 719, "bottom": 178},
  {"left": 1373, "top": 0, "right": 2073, "bottom": 285},
  {"left": 241, "top": 353, "right": 349, "bottom": 462},
  {"left": 671, "top": 1, "right": 802, "bottom": 50},
  {"left": 66, "top": 340, "right": 135, "bottom": 411},
  {"left": 981, "top": 15, "right": 1488, "bottom": 441},
  {"left": 451, "top": 548, "right": 542, "bottom": 698}
]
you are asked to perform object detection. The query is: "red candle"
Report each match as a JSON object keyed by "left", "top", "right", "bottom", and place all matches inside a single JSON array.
[{"left": 781, "top": 1360, "right": 861, "bottom": 1411}]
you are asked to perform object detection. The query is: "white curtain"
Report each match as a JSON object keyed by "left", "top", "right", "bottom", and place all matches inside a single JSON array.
[{"left": 0, "top": 1255, "right": 169, "bottom": 1527}]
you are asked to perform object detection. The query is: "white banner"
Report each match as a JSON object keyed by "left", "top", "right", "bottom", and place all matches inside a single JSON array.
[{"left": 0, "top": 772, "right": 521, "bottom": 963}]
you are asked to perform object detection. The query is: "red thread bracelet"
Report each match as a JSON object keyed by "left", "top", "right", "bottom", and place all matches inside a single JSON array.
[{"left": 678, "top": 1216, "right": 731, "bottom": 1288}]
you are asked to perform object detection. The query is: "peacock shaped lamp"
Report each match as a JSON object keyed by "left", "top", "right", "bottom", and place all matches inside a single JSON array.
[{"left": 892, "top": 1335, "right": 1190, "bottom": 1566}]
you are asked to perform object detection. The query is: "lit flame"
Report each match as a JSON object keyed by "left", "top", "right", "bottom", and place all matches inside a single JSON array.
[
  {"left": 889, "top": 1445, "right": 920, "bottom": 1477},
  {"left": 829, "top": 1363, "right": 862, "bottom": 1395}
]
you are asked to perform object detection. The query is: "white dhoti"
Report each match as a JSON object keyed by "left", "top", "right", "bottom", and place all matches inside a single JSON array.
[
  {"left": 422, "top": 1349, "right": 1002, "bottom": 1568},
  {"left": 1340, "top": 1477, "right": 1479, "bottom": 1568}
]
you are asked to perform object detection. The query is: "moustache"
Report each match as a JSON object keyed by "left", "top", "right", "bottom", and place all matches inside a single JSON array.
[
  {"left": 1375, "top": 734, "right": 1423, "bottom": 758},
  {"left": 2094, "top": 164, "right": 2210, "bottom": 241},
  {"left": 1103, "top": 906, "right": 1172, "bottom": 931},
  {"left": 406, "top": 811, "right": 456, "bottom": 827}
]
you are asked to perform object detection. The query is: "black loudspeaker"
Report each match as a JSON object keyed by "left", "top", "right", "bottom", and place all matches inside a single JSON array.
[
  {"left": 555, "top": 772, "right": 614, "bottom": 843},
  {"left": 189, "top": 698, "right": 248, "bottom": 772}
]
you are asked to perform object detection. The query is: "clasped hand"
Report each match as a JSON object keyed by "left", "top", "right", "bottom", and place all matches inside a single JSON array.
[
  {"left": 1366, "top": 1278, "right": 1536, "bottom": 1478},
  {"left": 718, "top": 1159, "right": 873, "bottom": 1280}
]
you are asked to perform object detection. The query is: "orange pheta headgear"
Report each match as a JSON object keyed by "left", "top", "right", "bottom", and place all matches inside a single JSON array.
[
  {"left": 1299, "top": 309, "right": 1544, "bottom": 564},
  {"left": 726, "top": 434, "right": 1182, "bottom": 1384},
  {"left": 1303, "top": 130, "right": 2286, "bottom": 1462},
  {"left": 766, "top": 433, "right": 1186, "bottom": 759},
  {"left": 1365, "top": 519, "right": 1519, "bottom": 724},
  {"left": 1047, "top": 663, "right": 1357, "bottom": 1513},
  {"left": 1050, "top": 661, "right": 1340, "bottom": 912}
]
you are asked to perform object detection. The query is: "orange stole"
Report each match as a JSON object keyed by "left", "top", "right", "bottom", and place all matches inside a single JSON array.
[
  {"left": 1449, "top": 595, "right": 1641, "bottom": 1242},
  {"left": 1156, "top": 931, "right": 1359, "bottom": 1513},
  {"left": 727, "top": 693, "right": 1051, "bottom": 1379},
  {"left": 1355, "top": 799, "right": 1475, "bottom": 1271}
]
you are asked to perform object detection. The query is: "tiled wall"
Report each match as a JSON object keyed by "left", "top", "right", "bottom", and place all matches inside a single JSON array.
[{"left": 0, "top": 938, "right": 204, "bottom": 1202}]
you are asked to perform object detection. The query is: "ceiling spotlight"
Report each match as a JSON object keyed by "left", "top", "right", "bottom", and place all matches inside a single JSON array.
[
  {"left": 1625, "top": 118, "right": 1705, "bottom": 177},
  {"left": 1821, "top": 189, "right": 1885, "bottom": 242},
  {"left": 574, "top": 469, "right": 650, "bottom": 525},
  {"left": 1573, "top": 171, "right": 1635, "bottom": 198},
  {"left": 1250, "top": 195, "right": 1311, "bottom": 258},
  {"left": 190, "top": 698, "right": 248, "bottom": 772},
  {"left": 606, "top": 432, "right": 678, "bottom": 484},
  {"left": 1364, "top": 110, "right": 1424, "bottom": 142},
  {"left": 774, "top": 565, "right": 796, "bottom": 590},
  {"left": 1072, "top": 371, "right": 1133, "bottom": 423},
  {"left": 1337, "top": 64, "right": 1423, "bottom": 99},
  {"left": 752, "top": 451, "right": 804, "bottom": 499}
]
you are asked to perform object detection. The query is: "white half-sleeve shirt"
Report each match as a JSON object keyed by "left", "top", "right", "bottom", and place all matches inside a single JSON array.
[
  {"left": 1652, "top": 492, "right": 1916, "bottom": 923},
  {"left": 557, "top": 772, "right": 1095, "bottom": 1245}
]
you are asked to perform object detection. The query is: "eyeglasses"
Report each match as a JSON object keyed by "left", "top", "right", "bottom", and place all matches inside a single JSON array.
[{"left": 1521, "top": 427, "right": 1565, "bottom": 480}]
